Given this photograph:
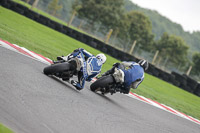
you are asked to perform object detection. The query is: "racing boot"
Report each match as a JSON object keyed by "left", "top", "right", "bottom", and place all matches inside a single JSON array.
[{"left": 70, "top": 79, "right": 83, "bottom": 90}]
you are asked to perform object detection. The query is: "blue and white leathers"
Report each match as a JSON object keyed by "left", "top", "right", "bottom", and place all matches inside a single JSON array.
[
  {"left": 86, "top": 56, "right": 102, "bottom": 81},
  {"left": 121, "top": 61, "right": 144, "bottom": 89},
  {"left": 71, "top": 48, "right": 103, "bottom": 89}
]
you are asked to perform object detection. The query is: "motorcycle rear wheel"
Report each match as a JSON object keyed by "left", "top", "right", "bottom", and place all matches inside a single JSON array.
[
  {"left": 90, "top": 75, "right": 115, "bottom": 92},
  {"left": 43, "top": 62, "right": 71, "bottom": 75}
]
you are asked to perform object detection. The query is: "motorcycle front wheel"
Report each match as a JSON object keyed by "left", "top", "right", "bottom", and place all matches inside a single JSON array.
[{"left": 90, "top": 75, "right": 115, "bottom": 92}]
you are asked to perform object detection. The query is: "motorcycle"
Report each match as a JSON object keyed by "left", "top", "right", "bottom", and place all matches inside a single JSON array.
[
  {"left": 43, "top": 51, "right": 87, "bottom": 82},
  {"left": 90, "top": 65, "right": 126, "bottom": 95}
]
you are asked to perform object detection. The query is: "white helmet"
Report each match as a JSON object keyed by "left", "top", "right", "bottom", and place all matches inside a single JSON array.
[{"left": 96, "top": 53, "right": 107, "bottom": 64}]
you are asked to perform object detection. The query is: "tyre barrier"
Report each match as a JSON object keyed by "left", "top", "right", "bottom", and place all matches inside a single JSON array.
[
  {"left": 1, "top": 0, "right": 10, "bottom": 8},
  {"left": 21, "top": 0, "right": 34, "bottom": 5},
  {"left": 183, "top": 74, "right": 198, "bottom": 91},
  {"left": 172, "top": 72, "right": 187, "bottom": 87},
  {"left": 194, "top": 84, "right": 200, "bottom": 96},
  {"left": 1, "top": 0, "right": 200, "bottom": 96}
]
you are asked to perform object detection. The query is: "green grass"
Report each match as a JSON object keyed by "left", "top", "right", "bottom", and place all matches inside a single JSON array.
[
  {"left": 11, "top": 0, "right": 101, "bottom": 39},
  {"left": 12, "top": 0, "right": 121, "bottom": 49},
  {"left": 12, "top": 0, "right": 69, "bottom": 26},
  {"left": 0, "top": 6, "right": 200, "bottom": 120},
  {"left": 136, "top": 74, "right": 200, "bottom": 117},
  {"left": 0, "top": 6, "right": 117, "bottom": 72},
  {"left": 0, "top": 123, "right": 13, "bottom": 133}
]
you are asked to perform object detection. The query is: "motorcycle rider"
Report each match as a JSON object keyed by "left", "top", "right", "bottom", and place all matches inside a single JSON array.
[
  {"left": 102, "top": 59, "right": 149, "bottom": 94},
  {"left": 54, "top": 48, "right": 107, "bottom": 90}
]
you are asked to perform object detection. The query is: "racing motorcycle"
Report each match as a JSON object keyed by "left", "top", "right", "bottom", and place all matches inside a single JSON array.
[
  {"left": 90, "top": 65, "right": 126, "bottom": 95},
  {"left": 43, "top": 50, "right": 87, "bottom": 81}
]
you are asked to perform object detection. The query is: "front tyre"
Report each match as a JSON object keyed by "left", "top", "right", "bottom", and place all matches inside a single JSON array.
[
  {"left": 90, "top": 75, "right": 114, "bottom": 92},
  {"left": 43, "top": 62, "right": 71, "bottom": 75}
]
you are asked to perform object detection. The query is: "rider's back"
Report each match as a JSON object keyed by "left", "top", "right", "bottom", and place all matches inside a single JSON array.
[{"left": 123, "top": 64, "right": 144, "bottom": 88}]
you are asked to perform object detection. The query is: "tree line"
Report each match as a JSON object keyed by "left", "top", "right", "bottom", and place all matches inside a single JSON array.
[
  {"left": 29, "top": 0, "right": 200, "bottom": 77},
  {"left": 73, "top": 0, "right": 200, "bottom": 76}
]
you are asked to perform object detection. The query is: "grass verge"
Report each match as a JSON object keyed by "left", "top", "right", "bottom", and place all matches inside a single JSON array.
[
  {"left": 12, "top": 0, "right": 71, "bottom": 27},
  {"left": 0, "top": 6, "right": 200, "bottom": 120},
  {"left": 0, "top": 123, "right": 13, "bottom": 133},
  {"left": 12, "top": 0, "right": 102, "bottom": 39}
]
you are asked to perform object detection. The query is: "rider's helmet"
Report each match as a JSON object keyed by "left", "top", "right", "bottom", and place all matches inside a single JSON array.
[
  {"left": 96, "top": 53, "right": 107, "bottom": 64},
  {"left": 138, "top": 59, "right": 149, "bottom": 71}
]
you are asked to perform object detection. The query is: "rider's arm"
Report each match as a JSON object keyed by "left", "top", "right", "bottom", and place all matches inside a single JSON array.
[
  {"left": 80, "top": 49, "right": 93, "bottom": 58},
  {"left": 69, "top": 48, "right": 82, "bottom": 58},
  {"left": 70, "top": 48, "right": 91, "bottom": 58}
]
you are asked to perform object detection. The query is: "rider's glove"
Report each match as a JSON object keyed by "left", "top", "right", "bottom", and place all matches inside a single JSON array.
[{"left": 74, "top": 48, "right": 83, "bottom": 53}]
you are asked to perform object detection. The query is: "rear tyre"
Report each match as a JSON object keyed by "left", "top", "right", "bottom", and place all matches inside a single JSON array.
[
  {"left": 43, "top": 62, "right": 71, "bottom": 75},
  {"left": 90, "top": 75, "right": 114, "bottom": 92}
]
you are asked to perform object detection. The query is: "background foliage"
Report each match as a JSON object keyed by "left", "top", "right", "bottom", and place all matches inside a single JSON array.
[
  {"left": 39, "top": 0, "right": 200, "bottom": 55},
  {"left": 20, "top": 0, "right": 200, "bottom": 77}
]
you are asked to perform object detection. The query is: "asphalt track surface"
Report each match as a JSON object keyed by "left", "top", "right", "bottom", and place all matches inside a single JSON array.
[{"left": 0, "top": 47, "right": 200, "bottom": 133}]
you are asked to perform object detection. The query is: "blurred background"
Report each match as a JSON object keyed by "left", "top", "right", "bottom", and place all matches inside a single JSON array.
[{"left": 16, "top": 0, "right": 200, "bottom": 81}]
